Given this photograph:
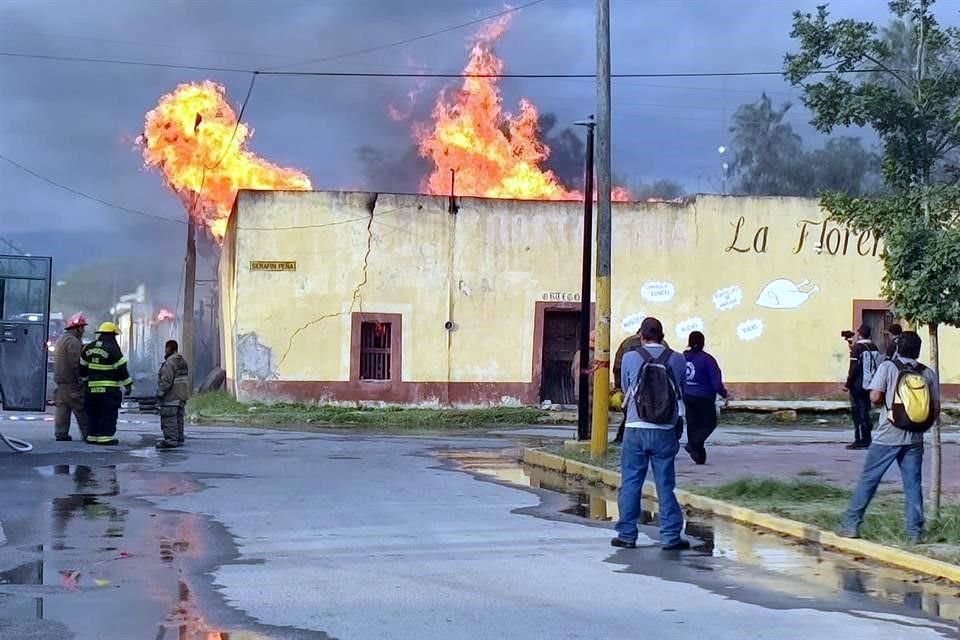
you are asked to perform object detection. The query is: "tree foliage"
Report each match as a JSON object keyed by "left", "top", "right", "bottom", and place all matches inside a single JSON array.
[
  {"left": 728, "top": 93, "right": 880, "bottom": 196},
  {"left": 785, "top": 0, "right": 960, "bottom": 188},
  {"left": 785, "top": 0, "right": 960, "bottom": 326},
  {"left": 825, "top": 187, "right": 960, "bottom": 326}
]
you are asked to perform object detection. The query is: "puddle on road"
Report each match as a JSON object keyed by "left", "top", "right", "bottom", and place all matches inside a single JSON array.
[
  {"left": 445, "top": 450, "right": 960, "bottom": 622},
  {"left": 0, "top": 463, "right": 272, "bottom": 640}
]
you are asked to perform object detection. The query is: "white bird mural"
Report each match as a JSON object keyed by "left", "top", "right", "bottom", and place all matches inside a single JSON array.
[{"left": 755, "top": 278, "right": 819, "bottom": 309}]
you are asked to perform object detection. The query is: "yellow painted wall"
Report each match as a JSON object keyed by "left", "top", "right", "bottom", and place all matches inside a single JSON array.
[{"left": 223, "top": 190, "right": 960, "bottom": 403}]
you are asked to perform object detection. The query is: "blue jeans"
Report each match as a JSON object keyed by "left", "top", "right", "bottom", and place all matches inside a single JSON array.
[
  {"left": 841, "top": 442, "right": 924, "bottom": 537},
  {"left": 615, "top": 427, "right": 684, "bottom": 545}
]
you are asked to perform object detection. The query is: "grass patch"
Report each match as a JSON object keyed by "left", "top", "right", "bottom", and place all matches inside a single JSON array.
[
  {"left": 186, "top": 391, "right": 547, "bottom": 431},
  {"left": 700, "top": 477, "right": 849, "bottom": 502},
  {"left": 553, "top": 443, "right": 621, "bottom": 472},
  {"left": 696, "top": 477, "right": 960, "bottom": 563}
]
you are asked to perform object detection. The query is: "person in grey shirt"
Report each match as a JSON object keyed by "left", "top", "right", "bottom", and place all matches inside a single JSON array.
[
  {"left": 611, "top": 317, "right": 690, "bottom": 551},
  {"left": 839, "top": 331, "right": 940, "bottom": 543}
]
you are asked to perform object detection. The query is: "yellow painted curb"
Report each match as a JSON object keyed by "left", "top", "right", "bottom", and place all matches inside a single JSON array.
[
  {"left": 562, "top": 440, "right": 591, "bottom": 451},
  {"left": 519, "top": 447, "right": 960, "bottom": 584},
  {"left": 522, "top": 448, "right": 566, "bottom": 472}
]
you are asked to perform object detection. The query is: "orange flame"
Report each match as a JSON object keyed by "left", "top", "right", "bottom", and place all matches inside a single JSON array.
[
  {"left": 139, "top": 81, "right": 312, "bottom": 240},
  {"left": 417, "top": 16, "right": 628, "bottom": 202}
]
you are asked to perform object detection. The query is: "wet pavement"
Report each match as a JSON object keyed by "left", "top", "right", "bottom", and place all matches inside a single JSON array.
[{"left": 0, "top": 418, "right": 957, "bottom": 639}]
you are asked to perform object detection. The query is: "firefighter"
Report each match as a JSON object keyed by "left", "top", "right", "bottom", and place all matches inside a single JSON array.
[
  {"left": 53, "top": 313, "right": 89, "bottom": 441},
  {"left": 80, "top": 322, "right": 132, "bottom": 445},
  {"left": 156, "top": 339, "right": 189, "bottom": 449}
]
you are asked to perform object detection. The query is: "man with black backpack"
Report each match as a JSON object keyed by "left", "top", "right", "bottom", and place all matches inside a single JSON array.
[
  {"left": 838, "top": 331, "right": 939, "bottom": 544},
  {"left": 611, "top": 317, "right": 690, "bottom": 551},
  {"left": 844, "top": 324, "right": 882, "bottom": 450}
]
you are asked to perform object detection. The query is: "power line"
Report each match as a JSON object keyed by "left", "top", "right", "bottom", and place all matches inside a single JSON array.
[
  {"left": 259, "top": 0, "right": 550, "bottom": 72},
  {"left": 206, "top": 72, "right": 257, "bottom": 171},
  {"left": 0, "top": 151, "right": 184, "bottom": 225},
  {"left": 0, "top": 51, "right": 249, "bottom": 74},
  {"left": 0, "top": 49, "right": 892, "bottom": 79}
]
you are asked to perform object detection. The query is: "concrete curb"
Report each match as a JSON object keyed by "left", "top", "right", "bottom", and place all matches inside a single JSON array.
[{"left": 520, "top": 448, "right": 960, "bottom": 584}]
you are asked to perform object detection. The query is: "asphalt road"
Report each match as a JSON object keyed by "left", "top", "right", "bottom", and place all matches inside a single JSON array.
[{"left": 0, "top": 417, "right": 957, "bottom": 640}]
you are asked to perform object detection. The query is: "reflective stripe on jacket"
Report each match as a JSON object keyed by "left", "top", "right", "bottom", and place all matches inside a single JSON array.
[{"left": 80, "top": 338, "right": 132, "bottom": 390}]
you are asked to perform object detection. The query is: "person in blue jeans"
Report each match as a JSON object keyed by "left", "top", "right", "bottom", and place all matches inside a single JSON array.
[
  {"left": 838, "top": 331, "right": 940, "bottom": 544},
  {"left": 611, "top": 317, "right": 690, "bottom": 551}
]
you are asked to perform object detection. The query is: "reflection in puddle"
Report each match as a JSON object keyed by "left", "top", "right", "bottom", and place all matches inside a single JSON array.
[
  {"left": 156, "top": 579, "right": 272, "bottom": 640},
  {"left": 446, "top": 450, "right": 960, "bottom": 622},
  {"left": 0, "top": 560, "right": 42, "bottom": 585}
]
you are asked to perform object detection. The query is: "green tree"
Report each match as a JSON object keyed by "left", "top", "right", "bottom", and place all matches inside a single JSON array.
[
  {"left": 728, "top": 94, "right": 880, "bottom": 196},
  {"left": 786, "top": 0, "right": 960, "bottom": 515},
  {"left": 729, "top": 93, "right": 812, "bottom": 195}
]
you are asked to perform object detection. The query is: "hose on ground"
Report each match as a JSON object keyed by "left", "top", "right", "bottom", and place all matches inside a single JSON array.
[{"left": 0, "top": 430, "right": 33, "bottom": 452}]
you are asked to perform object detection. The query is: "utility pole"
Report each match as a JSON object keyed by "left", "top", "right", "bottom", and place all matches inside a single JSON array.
[
  {"left": 590, "top": 0, "right": 612, "bottom": 459},
  {"left": 182, "top": 217, "right": 196, "bottom": 391},
  {"left": 574, "top": 116, "right": 595, "bottom": 442}
]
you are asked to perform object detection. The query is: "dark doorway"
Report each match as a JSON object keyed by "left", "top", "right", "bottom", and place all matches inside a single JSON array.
[
  {"left": 539, "top": 310, "right": 581, "bottom": 406},
  {"left": 861, "top": 308, "right": 895, "bottom": 354}
]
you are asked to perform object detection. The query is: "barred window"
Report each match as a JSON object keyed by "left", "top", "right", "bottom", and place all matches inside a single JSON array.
[{"left": 359, "top": 321, "right": 392, "bottom": 380}]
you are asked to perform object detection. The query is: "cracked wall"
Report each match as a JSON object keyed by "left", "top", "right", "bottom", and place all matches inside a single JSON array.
[{"left": 223, "top": 190, "right": 960, "bottom": 403}]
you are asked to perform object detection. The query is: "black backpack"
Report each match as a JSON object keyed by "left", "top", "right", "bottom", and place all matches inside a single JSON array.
[{"left": 631, "top": 347, "right": 680, "bottom": 424}]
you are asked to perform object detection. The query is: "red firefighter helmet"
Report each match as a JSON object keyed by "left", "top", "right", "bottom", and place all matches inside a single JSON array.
[{"left": 65, "top": 313, "right": 88, "bottom": 330}]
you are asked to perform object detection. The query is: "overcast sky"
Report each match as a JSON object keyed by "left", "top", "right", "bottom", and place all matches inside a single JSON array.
[{"left": 1, "top": 0, "right": 951, "bottom": 240}]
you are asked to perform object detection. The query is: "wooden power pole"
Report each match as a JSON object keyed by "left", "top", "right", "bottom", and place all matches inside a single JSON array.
[
  {"left": 182, "top": 217, "right": 196, "bottom": 390},
  {"left": 590, "top": 0, "right": 612, "bottom": 459}
]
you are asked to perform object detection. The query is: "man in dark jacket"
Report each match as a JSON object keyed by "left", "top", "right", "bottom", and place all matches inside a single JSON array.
[
  {"left": 80, "top": 322, "right": 132, "bottom": 445},
  {"left": 845, "top": 324, "right": 880, "bottom": 450},
  {"left": 156, "top": 340, "right": 190, "bottom": 449},
  {"left": 53, "top": 313, "right": 89, "bottom": 441}
]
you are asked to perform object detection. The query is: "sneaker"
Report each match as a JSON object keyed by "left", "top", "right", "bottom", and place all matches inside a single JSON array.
[
  {"left": 907, "top": 534, "right": 924, "bottom": 545},
  {"left": 155, "top": 441, "right": 179, "bottom": 450},
  {"left": 101, "top": 439, "right": 119, "bottom": 446},
  {"left": 55, "top": 435, "right": 73, "bottom": 442},
  {"left": 836, "top": 528, "right": 860, "bottom": 539},
  {"left": 662, "top": 539, "right": 691, "bottom": 551},
  {"left": 610, "top": 537, "right": 636, "bottom": 549}
]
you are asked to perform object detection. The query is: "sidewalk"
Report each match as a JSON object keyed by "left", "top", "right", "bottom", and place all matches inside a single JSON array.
[{"left": 506, "top": 422, "right": 960, "bottom": 499}]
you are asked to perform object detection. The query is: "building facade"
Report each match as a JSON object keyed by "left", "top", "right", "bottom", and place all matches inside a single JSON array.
[{"left": 219, "top": 190, "right": 959, "bottom": 405}]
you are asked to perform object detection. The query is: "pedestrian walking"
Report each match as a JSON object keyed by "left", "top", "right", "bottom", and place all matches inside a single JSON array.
[
  {"left": 845, "top": 324, "right": 882, "bottom": 450},
  {"left": 682, "top": 331, "right": 728, "bottom": 465},
  {"left": 838, "top": 331, "right": 939, "bottom": 543},
  {"left": 611, "top": 317, "right": 690, "bottom": 551},
  {"left": 80, "top": 322, "right": 132, "bottom": 446},
  {"left": 156, "top": 339, "right": 190, "bottom": 450},
  {"left": 612, "top": 329, "right": 643, "bottom": 444},
  {"left": 53, "top": 313, "right": 89, "bottom": 441}
]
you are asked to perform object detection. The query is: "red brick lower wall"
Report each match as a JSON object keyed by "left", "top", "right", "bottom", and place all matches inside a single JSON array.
[{"left": 233, "top": 379, "right": 960, "bottom": 405}]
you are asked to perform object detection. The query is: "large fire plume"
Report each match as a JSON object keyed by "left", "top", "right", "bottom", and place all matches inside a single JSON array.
[
  {"left": 139, "top": 81, "right": 312, "bottom": 240},
  {"left": 417, "top": 16, "right": 628, "bottom": 201}
]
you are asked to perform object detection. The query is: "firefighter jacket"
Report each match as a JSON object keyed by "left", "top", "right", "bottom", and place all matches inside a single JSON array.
[
  {"left": 54, "top": 332, "right": 84, "bottom": 385},
  {"left": 157, "top": 352, "right": 190, "bottom": 406},
  {"left": 80, "top": 337, "right": 132, "bottom": 393}
]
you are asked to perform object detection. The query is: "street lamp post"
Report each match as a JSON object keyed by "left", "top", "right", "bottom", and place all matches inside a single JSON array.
[{"left": 573, "top": 116, "right": 596, "bottom": 442}]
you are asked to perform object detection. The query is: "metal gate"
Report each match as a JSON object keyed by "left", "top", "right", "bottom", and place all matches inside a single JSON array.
[{"left": 0, "top": 255, "right": 52, "bottom": 411}]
